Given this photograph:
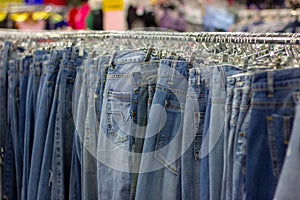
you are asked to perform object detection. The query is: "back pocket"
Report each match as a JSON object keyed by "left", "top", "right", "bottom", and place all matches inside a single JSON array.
[
  {"left": 107, "top": 90, "right": 131, "bottom": 145},
  {"left": 267, "top": 114, "right": 294, "bottom": 178}
]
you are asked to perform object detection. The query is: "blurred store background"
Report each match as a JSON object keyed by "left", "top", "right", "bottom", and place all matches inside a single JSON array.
[{"left": 0, "top": 0, "right": 300, "bottom": 32}]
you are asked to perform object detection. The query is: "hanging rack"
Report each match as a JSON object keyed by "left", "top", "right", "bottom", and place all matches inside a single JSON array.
[{"left": 0, "top": 30, "right": 299, "bottom": 45}]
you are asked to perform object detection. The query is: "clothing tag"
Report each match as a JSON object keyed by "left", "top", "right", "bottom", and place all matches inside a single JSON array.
[{"left": 79, "top": 47, "right": 84, "bottom": 57}]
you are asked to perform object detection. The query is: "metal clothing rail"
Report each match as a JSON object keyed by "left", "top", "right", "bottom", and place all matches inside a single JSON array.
[{"left": 0, "top": 30, "right": 300, "bottom": 45}]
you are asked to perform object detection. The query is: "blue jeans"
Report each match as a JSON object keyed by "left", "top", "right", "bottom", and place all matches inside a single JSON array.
[
  {"left": 21, "top": 50, "right": 46, "bottom": 200},
  {"left": 7, "top": 59, "right": 21, "bottom": 199},
  {"left": 50, "top": 47, "right": 86, "bottom": 200},
  {"left": 246, "top": 68, "right": 300, "bottom": 200},
  {"left": 130, "top": 61, "right": 159, "bottom": 199},
  {"left": 82, "top": 58, "right": 98, "bottom": 200},
  {"left": 224, "top": 76, "right": 243, "bottom": 200},
  {"left": 0, "top": 42, "right": 12, "bottom": 199},
  {"left": 97, "top": 50, "right": 147, "bottom": 200},
  {"left": 135, "top": 58, "right": 189, "bottom": 200},
  {"left": 28, "top": 50, "right": 63, "bottom": 200},
  {"left": 18, "top": 55, "right": 32, "bottom": 173},
  {"left": 208, "top": 65, "right": 241, "bottom": 200},
  {"left": 232, "top": 75, "right": 252, "bottom": 200},
  {"left": 69, "top": 65, "right": 85, "bottom": 200},
  {"left": 274, "top": 92, "right": 300, "bottom": 200},
  {"left": 182, "top": 65, "right": 211, "bottom": 200},
  {"left": 221, "top": 75, "right": 236, "bottom": 200}
]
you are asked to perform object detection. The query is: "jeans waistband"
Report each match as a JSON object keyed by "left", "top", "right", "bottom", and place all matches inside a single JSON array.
[
  {"left": 61, "top": 47, "right": 86, "bottom": 69},
  {"left": 97, "top": 55, "right": 110, "bottom": 72},
  {"left": 110, "top": 49, "right": 146, "bottom": 66},
  {"left": 251, "top": 68, "right": 300, "bottom": 91},
  {"left": 19, "top": 55, "right": 32, "bottom": 74},
  {"left": 47, "top": 50, "right": 63, "bottom": 72},
  {"left": 140, "top": 61, "right": 159, "bottom": 83}
]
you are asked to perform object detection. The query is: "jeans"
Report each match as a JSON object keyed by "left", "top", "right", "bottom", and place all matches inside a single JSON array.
[
  {"left": 232, "top": 75, "right": 252, "bottom": 200},
  {"left": 246, "top": 68, "right": 300, "bottom": 200},
  {"left": 50, "top": 47, "right": 86, "bottom": 200},
  {"left": 181, "top": 66, "right": 210, "bottom": 200},
  {"left": 0, "top": 42, "right": 12, "bottom": 199},
  {"left": 209, "top": 65, "right": 241, "bottom": 200},
  {"left": 221, "top": 75, "right": 235, "bottom": 200},
  {"left": 135, "top": 58, "right": 189, "bottom": 200},
  {"left": 32, "top": 50, "right": 63, "bottom": 200},
  {"left": 274, "top": 92, "right": 300, "bottom": 200},
  {"left": 97, "top": 50, "right": 146, "bottom": 200},
  {"left": 18, "top": 55, "right": 32, "bottom": 174},
  {"left": 82, "top": 58, "right": 98, "bottom": 200},
  {"left": 22, "top": 50, "right": 46, "bottom": 200},
  {"left": 69, "top": 65, "right": 85, "bottom": 200},
  {"left": 130, "top": 61, "right": 159, "bottom": 200},
  {"left": 27, "top": 50, "right": 62, "bottom": 200},
  {"left": 7, "top": 59, "right": 21, "bottom": 199},
  {"left": 224, "top": 76, "right": 243, "bottom": 200}
]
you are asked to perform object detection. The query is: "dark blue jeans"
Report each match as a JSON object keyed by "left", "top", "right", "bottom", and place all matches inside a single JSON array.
[
  {"left": 274, "top": 92, "right": 300, "bottom": 200},
  {"left": 18, "top": 55, "right": 32, "bottom": 172},
  {"left": 50, "top": 47, "right": 86, "bottom": 200},
  {"left": 0, "top": 42, "right": 12, "bottom": 199},
  {"left": 21, "top": 50, "right": 46, "bottom": 200},
  {"left": 7, "top": 59, "right": 21, "bottom": 199},
  {"left": 27, "top": 50, "right": 63, "bottom": 200},
  {"left": 69, "top": 65, "right": 85, "bottom": 200},
  {"left": 246, "top": 68, "right": 300, "bottom": 200}
]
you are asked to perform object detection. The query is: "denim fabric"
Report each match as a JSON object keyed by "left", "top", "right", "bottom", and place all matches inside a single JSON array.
[
  {"left": 3, "top": 58, "right": 19, "bottom": 200},
  {"left": 69, "top": 66, "right": 85, "bottom": 200},
  {"left": 36, "top": 53, "right": 50, "bottom": 113},
  {"left": 97, "top": 50, "right": 146, "bottom": 200},
  {"left": 209, "top": 65, "right": 241, "bottom": 200},
  {"left": 0, "top": 42, "right": 11, "bottom": 156},
  {"left": 221, "top": 76, "right": 235, "bottom": 200},
  {"left": 22, "top": 50, "right": 46, "bottom": 200},
  {"left": 27, "top": 50, "right": 62, "bottom": 200},
  {"left": 76, "top": 61, "right": 90, "bottom": 169},
  {"left": 181, "top": 66, "right": 210, "bottom": 200},
  {"left": 274, "top": 92, "right": 300, "bottom": 200},
  {"left": 82, "top": 58, "right": 98, "bottom": 200},
  {"left": 3, "top": 124, "right": 17, "bottom": 200},
  {"left": 18, "top": 55, "right": 32, "bottom": 171},
  {"left": 246, "top": 68, "right": 300, "bottom": 200},
  {"left": 0, "top": 43, "right": 12, "bottom": 199},
  {"left": 224, "top": 76, "right": 243, "bottom": 200},
  {"left": 135, "top": 58, "right": 189, "bottom": 200},
  {"left": 50, "top": 47, "right": 86, "bottom": 200},
  {"left": 200, "top": 85, "right": 211, "bottom": 200},
  {"left": 32, "top": 50, "right": 63, "bottom": 200},
  {"left": 130, "top": 61, "right": 159, "bottom": 200},
  {"left": 232, "top": 75, "right": 252, "bottom": 200},
  {"left": 96, "top": 55, "right": 110, "bottom": 123},
  {"left": 7, "top": 59, "right": 21, "bottom": 199}
]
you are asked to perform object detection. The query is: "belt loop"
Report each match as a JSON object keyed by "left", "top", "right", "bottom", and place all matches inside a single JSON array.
[
  {"left": 267, "top": 71, "right": 274, "bottom": 98},
  {"left": 108, "top": 51, "right": 116, "bottom": 71},
  {"left": 70, "top": 47, "right": 76, "bottom": 63},
  {"left": 168, "top": 60, "right": 177, "bottom": 85}
]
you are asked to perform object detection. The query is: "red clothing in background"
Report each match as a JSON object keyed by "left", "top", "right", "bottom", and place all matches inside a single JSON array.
[
  {"left": 43, "top": 0, "right": 66, "bottom": 6},
  {"left": 68, "top": 7, "right": 78, "bottom": 29},
  {"left": 75, "top": 2, "right": 90, "bottom": 30}
]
